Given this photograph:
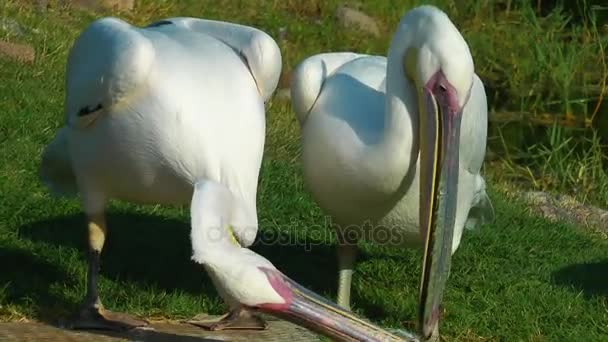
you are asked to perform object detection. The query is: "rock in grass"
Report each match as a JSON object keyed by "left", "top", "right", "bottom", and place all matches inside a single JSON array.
[
  {"left": 335, "top": 5, "right": 380, "bottom": 37},
  {"left": 36, "top": 0, "right": 49, "bottom": 12},
  {"left": 0, "top": 17, "right": 25, "bottom": 37},
  {"left": 0, "top": 41, "right": 35, "bottom": 63},
  {"left": 522, "top": 191, "right": 608, "bottom": 231},
  {"left": 274, "top": 88, "right": 291, "bottom": 102}
]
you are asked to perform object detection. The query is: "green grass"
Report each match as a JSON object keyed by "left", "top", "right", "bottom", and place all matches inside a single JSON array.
[{"left": 1, "top": 0, "right": 607, "bottom": 340}]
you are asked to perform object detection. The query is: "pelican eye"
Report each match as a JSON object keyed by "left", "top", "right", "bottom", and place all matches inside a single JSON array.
[
  {"left": 146, "top": 20, "right": 173, "bottom": 28},
  {"left": 438, "top": 84, "right": 447, "bottom": 92},
  {"left": 77, "top": 103, "right": 103, "bottom": 117}
]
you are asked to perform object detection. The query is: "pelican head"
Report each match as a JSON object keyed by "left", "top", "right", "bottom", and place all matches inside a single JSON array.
[
  {"left": 198, "top": 244, "right": 415, "bottom": 341},
  {"left": 398, "top": 5, "right": 475, "bottom": 339},
  {"left": 400, "top": 6, "right": 474, "bottom": 115}
]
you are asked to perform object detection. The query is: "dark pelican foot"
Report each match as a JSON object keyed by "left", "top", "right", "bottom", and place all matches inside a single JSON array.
[
  {"left": 187, "top": 308, "right": 267, "bottom": 331},
  {"left": 68, "top": 304, "right": 149, "bottom": 331}
]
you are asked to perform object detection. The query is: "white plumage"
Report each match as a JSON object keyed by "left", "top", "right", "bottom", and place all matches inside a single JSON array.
[
  {"left": 290, "top": 5, "right": 494, "bottom": 310},
  {"left": 38, "top": 6, "right": 494, "bottom": 340},
  {"left": 40, "top": 16, "right": 283, "bottom": 330}
]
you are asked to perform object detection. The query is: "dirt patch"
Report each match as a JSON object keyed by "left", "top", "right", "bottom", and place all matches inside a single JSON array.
[
  {"left": 0, "top": 41, "right": 35, "bottom": 63},
  {"left": 522, "top": 191, "right": 608, "bottom": 231}
]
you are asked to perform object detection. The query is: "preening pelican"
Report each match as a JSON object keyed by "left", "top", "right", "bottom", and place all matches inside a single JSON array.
[
  {"left": 291, "top": 5, "right": 494, "bottom": 337},
  {"left": 189, "top": 181, "right": 421, "bottom": 342},
  {"left": 40, "top": 16, "right": 282, "bottom": 331}
]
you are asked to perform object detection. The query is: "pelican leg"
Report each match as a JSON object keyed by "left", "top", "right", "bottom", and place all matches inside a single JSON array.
[
  {"left": 336, "top": 241, "right": 358, "bottom": 310},
  {"left": 69, "top": 213, "right": 148, "bottom": 331},
  {"left": 187, "top": 307, "right": 267, "bottom": 331}
]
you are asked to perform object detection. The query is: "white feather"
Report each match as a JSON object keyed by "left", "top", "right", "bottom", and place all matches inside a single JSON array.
[
  {"left": 39, "top": 16, "right": 283, "bottom": 307},
  {"left": 291, "top": 5, "right": 493, "bottom": 273}
]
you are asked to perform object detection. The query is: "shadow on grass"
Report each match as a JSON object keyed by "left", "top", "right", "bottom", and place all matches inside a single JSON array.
[
  {"left": 0, "top": 247, "right": 72, "bottom": 317},
  {"left": 13, "top": 210, "right": 405, "bottom": 333},
  {"left": 15, "top": 212, "right": 344, "bottom": 308},
  {"left": 18, "top": 212, "right": 213, "bottom": 295},
  {"left": 257, "top": 240, "right": 411, "bottom": 323},
  {"left": 251, "top": 235, "right": 336, "bottom": 295},
  {"left": 75, "top": 327, "right": 224, "bottom": 342},
  {"left": 551, "top": 260, "right": 608, "bottom": 297}
]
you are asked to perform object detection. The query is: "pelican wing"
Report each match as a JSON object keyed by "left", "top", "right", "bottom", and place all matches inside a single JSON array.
[
  {"left": 461, "top": 75, "right": 489, "bottom": 175},
  {"left": 290, "top": 52, "right": 366, "bottom": 125},
  {"left": 39, "top": 127, "right": 77, "bottom": 196},
  {"left": 465, "top": 184, "right": 494, "bottom": 230},
  {"left": 461, "top": 75, "right": 495, "bottom": 229},
  {"left": 152, "top": 17, "right": 282, "bottom": 102}
]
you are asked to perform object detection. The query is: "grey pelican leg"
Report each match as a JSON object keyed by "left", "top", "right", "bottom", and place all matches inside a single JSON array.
[
  {"left": 187, "top": 307, "right": 267, "bottom": 331},
  {"left": 336, "top": 239, "right": 358, "bottom": 310},
  {"left": 69, "top": 213, "right": 148, "bottom": 331}
]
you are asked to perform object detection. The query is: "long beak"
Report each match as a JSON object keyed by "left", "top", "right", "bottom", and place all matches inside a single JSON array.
[
  {"left": 417, "top": 88, "right": 463, "bottom": 339},
  {"left": 257, "top": 269, "right": 420, "bottom": 342}
]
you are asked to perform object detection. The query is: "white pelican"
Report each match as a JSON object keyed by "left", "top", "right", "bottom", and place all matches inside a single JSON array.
[
  {"left": 39, "top": 14, "right": 451, "bottom": 340},
  {"left": 39, "top": 16, "right": 282, "bottom": 331},
  {"left": 290, "top": 4, "right": 494, "bottom": 336}
]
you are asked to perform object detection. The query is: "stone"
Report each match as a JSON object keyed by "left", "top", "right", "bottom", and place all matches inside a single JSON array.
[
  {"left": 278, "top": 26, "right": 288, "bottom": 41},
  {"left": 335, "top": 5, "right": 380, "bottom": 37},
  {"left": 63, "top": 0, "right": 135, "bottom": 11},
  {"left": 275, "top": 88, "right": 291, "bottom": 102},
  {"left": 0, "top": 41, "right": 35, "bottom": 63},
  {"left": 522, "top": 191, "right": 608, "bottom": 231},
  {"left": 0, "top": 17, "right": 25, "bottom": 37},
  {"left": 35, "top": 0, "right": 49, "bottom": 12}
]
